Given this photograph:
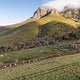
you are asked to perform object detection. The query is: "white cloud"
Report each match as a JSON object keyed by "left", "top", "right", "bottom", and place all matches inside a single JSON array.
[{"left": 43, "top": 0, "right": 80, "bottom": 11}]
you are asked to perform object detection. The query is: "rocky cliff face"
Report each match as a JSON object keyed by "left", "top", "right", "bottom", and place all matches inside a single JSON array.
[
  {"left": 32, "top": 5, "right": 80, "bottom": 21},
  {"left": 33, "top": 6, "right": 59, "bottom": 19},
  {"left": 62, "top": 6, "right": 80, "bottom": 20}
]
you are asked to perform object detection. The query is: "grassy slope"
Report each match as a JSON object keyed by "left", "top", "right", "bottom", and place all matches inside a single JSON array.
[
  {"left": 37, "top": 14, "right": 80, "bottom": 28},
  {"left": 38, "top": 21, "right": 75, "bottom": 38},
  {"left": 0, "top": 20, "right": 39, "bottom": 44},
  {"left": 0, "top": 14, "right": 80, "bottom": 44},
  {"left": 0, "top": 27, "right": 12, "bottom": 37},
  {"left": 0, "top": 53, "right": 80, "bottom": 80}
]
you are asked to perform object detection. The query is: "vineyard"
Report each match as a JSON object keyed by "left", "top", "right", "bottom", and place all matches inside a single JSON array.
[{"left": 0, "top": 53, "right": 80, "bottom": 80}]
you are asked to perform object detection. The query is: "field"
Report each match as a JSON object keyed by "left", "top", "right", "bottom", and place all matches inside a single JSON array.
[
  {"left": 0, "top": 41, "right": 79, "bottom": 64},
  {"left": 0, "top": 53, "right": 80, "bottom": 80}
]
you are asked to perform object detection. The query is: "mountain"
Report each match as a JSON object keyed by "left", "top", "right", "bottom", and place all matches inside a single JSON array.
[
  {"left": 33, "top": 6, "right": 59, "bottom": 18},
  {"left": 62, "top": 5, "right": 80, "bottom": 21},
  {"left": 33, "top": 5, "right": 80, "bottom": 21},
  {"left": 0, "top": 5, "right": 80, "bottom": 46}
]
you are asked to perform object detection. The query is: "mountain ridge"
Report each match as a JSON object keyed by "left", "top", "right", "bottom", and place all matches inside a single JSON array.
[
  {"left": 33, "top": 6, "right": 59, "bottom": 19},
  {"left": 33, "top": 5, "right": 80, "bottom": 21}
]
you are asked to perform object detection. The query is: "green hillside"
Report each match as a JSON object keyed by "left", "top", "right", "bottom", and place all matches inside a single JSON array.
[
  {"left": 38, "top": 21, "right": 75, "bottom": 38},
  {"left": 0, "top": 14, "right": 80, "bottom": 45}
]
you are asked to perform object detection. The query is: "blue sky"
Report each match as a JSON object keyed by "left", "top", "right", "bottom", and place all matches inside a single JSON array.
[
  {"left": 0, "top": 0, "right": 45, "bottom": 25},
  {"left": 0, "top": 0, "right": 80, "bottom": 26}
]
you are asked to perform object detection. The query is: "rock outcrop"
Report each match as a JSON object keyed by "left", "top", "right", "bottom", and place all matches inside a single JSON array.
[
  {"left": 33, "top": 6, "right": 59, "bottom": 19},
  {"left": 62, "top": 5, "right": 80, "bottom": 20},
  {"left": 33, "top": 5, "right": 80, "bottom": 21}
]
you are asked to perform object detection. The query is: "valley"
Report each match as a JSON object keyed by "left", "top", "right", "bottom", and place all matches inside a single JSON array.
[{"left": 0, "top": 2, "right": 80, "bottom": 80}]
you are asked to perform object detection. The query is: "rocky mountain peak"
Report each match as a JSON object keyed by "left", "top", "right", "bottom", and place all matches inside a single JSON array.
[
  {"left": 62, "top": 5, "right": 80, "bottom": 20},
  {"left": 33, "top": 6, "right": 59, "bottom": 19}
]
